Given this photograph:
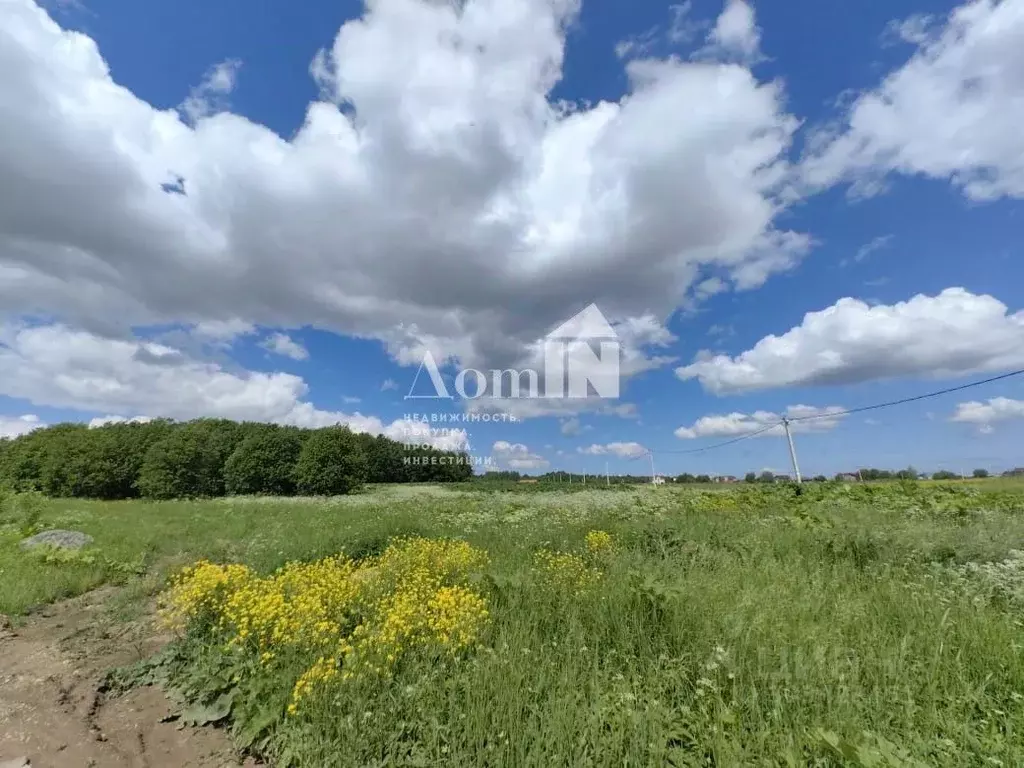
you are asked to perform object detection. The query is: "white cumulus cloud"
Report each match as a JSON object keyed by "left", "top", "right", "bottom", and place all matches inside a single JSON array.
[
  {"left": 676, "top": 288, "right": 1024, "bottom": 394},
  {"left": 491, "top": 440, "right": 549, "bottom": 470},
  {"left": 0, "top": 414, "right": 44, "bottom": 439},
  {"left": 180, "top": 59, "right": 243, "bottom": 124},
  {"left": 700, "top": 0, "right": 762, "bottom": 63},
  {"left": 578, "top": 441, "right": 647, "bottom": 458},
  {"left": 0, "top": 323, "right": 465, "bottom": 449},
  {"left": 261, "top": 332, "right": 309, "bottom": 361},
  {"left": 675, "top": 404, "right": 846, "bottom": 438},
  {"left": 0, "top": 0, "right": 807, "bottom": 384},
  {"left": 802, "top": 0, "right": 1024, "bottom": 200},
  {"left": 951, "top": 397, "right": 1024, "bottom": 431}
]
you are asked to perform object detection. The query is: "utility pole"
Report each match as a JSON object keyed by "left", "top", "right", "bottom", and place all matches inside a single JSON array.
[
  {"left": 781, "top": 417, "right": 803, "bottom": 485},
  {"left": 606, "top": 461, "right": 610, "bottom": 486},
  {"left": 583, "top": 471, "right": 586, "bottom": 485},
  {"left": 649, "top": 451, "right": 657, "bottom": 485}
]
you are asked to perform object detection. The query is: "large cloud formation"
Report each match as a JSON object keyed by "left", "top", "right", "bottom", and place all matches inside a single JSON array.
[
  {"left": 3, "top": 0, "right": 1024, "bottom": 432},
  {"left": 0, "top": 0, "right": 804, "bottom": 376},
  {"left": 677, "top": 289, "right": 1024, "bottom": 394},
  {"left": 0, "top": 323, "right": 468, "bottom": 449},
  {"left": 802, "top": 0, "right": 1024, "bottom": 200},
  {"left": 675, "top": 405, "right": 846, "bottom": 439}
]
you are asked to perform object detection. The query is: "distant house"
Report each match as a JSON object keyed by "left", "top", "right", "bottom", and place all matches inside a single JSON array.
[
  {"left": 837, "top": 473, "right": 859, "bottom": 482},
  {"left": 713, "top": 475, "right": 738, "bottom": 484},
  {"left": 1003, "top": 468, "right": 1024, "bottom": 477},
  {"left": 652, "top": 476, "right": 667, "bottom": 485},
  {"left": 774, "top": 474, "right": 791, "bottom": 483}
]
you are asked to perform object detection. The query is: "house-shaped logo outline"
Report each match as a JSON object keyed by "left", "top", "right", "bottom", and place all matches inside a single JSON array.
[
  {"left": 543, "top": 303, "right": 620, "bottom": 400},
  {"left": 545, "top": 303, "right": 618, "bottom": 341}
]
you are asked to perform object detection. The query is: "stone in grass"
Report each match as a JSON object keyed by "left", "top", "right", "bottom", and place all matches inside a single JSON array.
[{"left": 19, "top": 529, "right": 94, "bottom": 552}]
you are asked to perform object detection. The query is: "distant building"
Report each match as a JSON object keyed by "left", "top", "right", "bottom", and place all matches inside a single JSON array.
[
  {"left": 652, "top": 476, "right": 666, "bottom": 485},
  {"left": 837, "top": 473, "right": 859, "bottom": 482},
  {"left": 713, "top": 475, "right": 738, "bottom": 484},
  {"left": 1003, "top": 468, "right": 1024, "bottom": 477},
  {"left": 774, "top": 474, "right": 791, "bottom": 483}
]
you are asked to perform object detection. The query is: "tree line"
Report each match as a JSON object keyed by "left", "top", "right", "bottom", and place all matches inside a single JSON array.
[
  {"left": 0, "top": 419, "right": 473, "bottom": 500},
  {"left": 471, "top": 471, "right": 662, "bottom": 486},
  {"left": 741, "top": 468, "right": 992, "bottom": 483}
]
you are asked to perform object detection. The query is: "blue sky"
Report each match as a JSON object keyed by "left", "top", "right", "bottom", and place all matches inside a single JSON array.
[{"left": 1, "top": 0, "right": 1023, "bottom": 476}]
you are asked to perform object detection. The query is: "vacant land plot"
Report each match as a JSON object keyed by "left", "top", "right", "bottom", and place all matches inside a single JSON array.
[{"left": 3, "top": 481, "right": 1024, "bottom": 766}]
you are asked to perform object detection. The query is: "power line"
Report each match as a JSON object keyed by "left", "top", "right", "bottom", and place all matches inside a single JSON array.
[
  {"left": 634, "top": 422, "right": 780, "bottom": 459},
  {"left": 633, "top": 367, "right": 1024, "bottom": 462},
  {"left": 786, "top": 368, "right": 1024, "bottom": 423}
]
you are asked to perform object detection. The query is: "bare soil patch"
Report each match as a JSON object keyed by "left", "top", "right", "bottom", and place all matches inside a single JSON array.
[{"left": 0, "top": 588, "right": 258, "bottom": 768}]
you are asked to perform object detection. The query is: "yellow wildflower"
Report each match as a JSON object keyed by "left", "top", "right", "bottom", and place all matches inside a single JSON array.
[
  {"left": 585, "top": 530, "right": 615, "bottom": 556},
  {"left": 534, "top": 549, "right": 603, "bottom": 594}
]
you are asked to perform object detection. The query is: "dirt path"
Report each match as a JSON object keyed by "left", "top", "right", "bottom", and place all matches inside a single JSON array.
[{"left": 0, "top": 588, "right": 258, "bottom": 768}]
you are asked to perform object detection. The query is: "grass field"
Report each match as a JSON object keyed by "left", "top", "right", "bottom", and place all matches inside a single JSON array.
[{"left": 4, "top": 480, "right": 1024, "bottom": 765}]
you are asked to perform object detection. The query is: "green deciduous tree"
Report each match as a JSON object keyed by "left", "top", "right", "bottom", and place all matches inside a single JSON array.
[
  {"left": 138, "top": 419, "right": 243, "bottom": 499},
  {"left": 27, "top": 423, "right": 90, "bottom": 496},
  {"left": 224, "top": 425, "right": 305, "bottom": 495},
  {"left": 294, "top": 426, "right": 369, "bottom": 496},
  {"left": 77, "top": 420, "right": 174, "bottom": 499},
  {"left": 357, "top": 433, "right": 408, "bottom": 484},
  {"left": 0, "top": 417, "right": 470, "bottom": 499}
]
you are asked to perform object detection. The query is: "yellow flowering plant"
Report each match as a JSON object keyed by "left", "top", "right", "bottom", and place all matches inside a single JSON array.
[
  {"left": 530, "top": 530, "right": 615, "bottom": 595},
  {"left": 159, "top": 560, "right": 255, "bottom": 630},
  {"left": 220, "top": 554, "right": 363, "bottom": 654},
  {"left": 585, "top": 529, "right": 615, "bottom": 556},
  {"left": 159, "top": 537, "right": 493, "bottom": 718},
  {"left": 533, "top": 549, "right": 604, "bottom": 594}
]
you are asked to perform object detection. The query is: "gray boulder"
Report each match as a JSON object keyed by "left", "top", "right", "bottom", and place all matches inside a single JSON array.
[{"left": 19, "top": 529, "right": 94, "bottom": 551}]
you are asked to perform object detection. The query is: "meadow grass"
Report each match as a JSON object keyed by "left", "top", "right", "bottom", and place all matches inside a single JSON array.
[{"left": 4, "top": 481, "right": 1024, "bottom": 765}]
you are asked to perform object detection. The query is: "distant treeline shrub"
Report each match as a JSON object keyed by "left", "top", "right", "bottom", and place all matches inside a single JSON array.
[{"left": 0, "top": 419, "right": 471, "bottom": 500}]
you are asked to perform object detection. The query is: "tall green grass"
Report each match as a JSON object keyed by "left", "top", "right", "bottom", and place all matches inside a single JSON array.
[
  {"left": 4, "top": 483, "right": 1024, "bottom": 764},
  {"left": 264, "top": 506, "right": 1024, "bottom": 765}
]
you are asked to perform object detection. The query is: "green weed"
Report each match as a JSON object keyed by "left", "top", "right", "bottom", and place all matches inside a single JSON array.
[{"left": 3, "top": 482, "right": 1024, "bottom": 765}]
